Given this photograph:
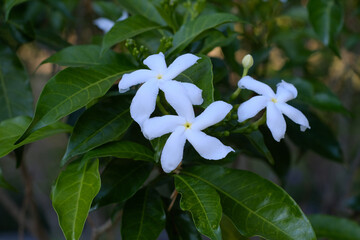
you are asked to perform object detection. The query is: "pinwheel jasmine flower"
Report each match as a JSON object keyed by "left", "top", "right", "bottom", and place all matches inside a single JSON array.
[
  {"left": 237, "top": 76, "right": 310, "bottom": 142},
  {"left": 143, "top": 101, "right": 235, "bottom": 173},
  {"left": 118, "top": 52, "right": 203, "bottom": 126}
]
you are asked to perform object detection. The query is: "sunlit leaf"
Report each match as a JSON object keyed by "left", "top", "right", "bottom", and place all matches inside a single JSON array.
[
  {"left": 183, "top": 165, "right": 316, "bottom": 240},
  {"left": 52, "top": 159, "right": 101, "bottom": 240},
  {"left": 308, "top": 214, "right": 360, "bottom": 240},
  {"left": 122, "top": 188, "right": 166, "bottom": 240}
]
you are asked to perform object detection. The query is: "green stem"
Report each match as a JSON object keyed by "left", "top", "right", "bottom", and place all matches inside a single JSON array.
[
  {"left": 253, "top": 111, "right": 266, "bottom": 129},
  {"left": 229, "top": 67, "right": 249, "bottom": 101}
]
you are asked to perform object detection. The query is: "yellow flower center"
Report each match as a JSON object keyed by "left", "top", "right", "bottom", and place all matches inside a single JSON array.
[
  {"left": 156, "top": 74, "right": 163, "bottom": 80},
  {"left": 271, "top": 98, "right": 278, "bottom": 103},
  {"left": 184, "top": 122, "right": 192, "bottom": 129}
]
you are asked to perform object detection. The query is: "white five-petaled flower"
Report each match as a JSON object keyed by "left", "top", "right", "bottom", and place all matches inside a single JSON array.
[
  {"left": 118, "top": 52, "right": 203, "bottom": 126},
  {"left": 237, "top": 76, "right": 310, "bottom": 142},
  {"left": 143, "top": 101, "right": 235, "bottom": 173}
]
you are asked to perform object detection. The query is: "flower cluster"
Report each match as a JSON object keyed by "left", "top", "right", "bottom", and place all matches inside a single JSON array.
[
  {"left": 119, "top": 52, "right": 310, "bottom": 172},
  {"left": 118, "top": 53, "right": 234, "bottom": 173}
]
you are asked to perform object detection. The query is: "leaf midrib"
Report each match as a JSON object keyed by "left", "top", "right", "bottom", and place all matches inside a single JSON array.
[
  {"left": 182, "top": 171, "right": 292, "bottom": 239},
  {"left": 136, "top": 189, "right": 149, "bottom": 240}
]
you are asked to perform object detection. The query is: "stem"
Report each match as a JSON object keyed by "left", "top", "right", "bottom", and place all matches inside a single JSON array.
[
  {"left": 229, "top": 67, "right": 249, "bottom": 101},
  {"left": 253, "top": 111, "right": 266, "bottom": 129}
]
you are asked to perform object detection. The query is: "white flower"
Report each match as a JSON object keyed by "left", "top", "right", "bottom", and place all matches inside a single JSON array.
[
  {"left": 237, "top": 76, "right": 310, "bottom": 142},
  {"left": 143, "top": 101, "right": 234, "bottom": 173},
  {"left": 118, "top": 52, "right": 203, "bottom": 126},
  {"left": 93, "top": 11, "right": 129, "bottom": 33}
]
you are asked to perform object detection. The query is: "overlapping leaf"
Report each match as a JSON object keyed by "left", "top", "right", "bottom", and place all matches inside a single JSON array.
[
  {"left": 16, "top": 63, "right": 135, "bottom": 143},
  {"left": 175, "top": 175, "right": 222, "bottom": 240},
  {"left": 122, "top": 188, "right": 166, "bottom": 240},
  {"left": 52, "top": 159, "right": 101, "bottom": 240},
  {"left": 166, "top": 210, "right": 202, "bottom": 240},
  {"left": 61, "top": 96, "right": 133, "bottom": 165},
  {"left": 0, "top": 116, "right": 72, "bottom": 158},
  {"left": 0, "top": 167, "right": 16, "bottom": 191},
  {"left": 182, "top": 165, "right": 316, "bottom": 240},
  {"left": 4, "top": 0, "right": 28, "bottom": 21}
]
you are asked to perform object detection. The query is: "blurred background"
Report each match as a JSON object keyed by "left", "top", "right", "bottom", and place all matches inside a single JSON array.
[{"left": 1, "top": 0, "right": 360, "bottom": 239}]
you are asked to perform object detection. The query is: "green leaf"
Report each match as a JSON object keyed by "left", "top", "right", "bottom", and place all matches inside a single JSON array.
[
  {"left": 0, "top": 116, "right": 72, "bottom": 158},
  {"left": 118, "top": 0, "right": 166, "bottom": 25},
  {"left": 166, "top": 210, "right": 202, "bottom": 240},
  {"left": 220, "top": 215, "right": 247, "bottom": 240},
  {"left": 308, "top": 214, "right": 360, "bottom": 240},
  {"left": 16, "top": 64, "right": 135, "bottom": 144},
  {"left": 176, "top": 55, "right": 214, "bottom": 108},
  {"left": 101, "top": 15, "right": 162, "bottom": 54},
  {"left": 35, "top": 29, "right": 71, "bottom": 51},
  {"left": 175, "top": 175, "right": 222, "bottom": 240},
  {"left": 167, "top": 13, "right": 239, "bottom": 56},
  {"left": 183, "top": 165, "right": 316, "bottom": 240},
  {"left": 4, "top": 0, "right": 28, "bottom": 21},
  {"left": 83, "top": 141, "right": 154, "bottom": 162},
  {"left": 199, "top": 30, "right": 238, "bottom": 55},
  {"left": 0, "top": 45, "right": 33, "bottom": 122},
  {"left": 42, "top": 45, "right": 123, "bottom": 67},
  {"left": 93, "top": 159, "right": 153, "bottom": 208},
  {"left": 307, "top": 0, "right": 344, "bottom": 55},
  {"left": 61, "top": 96, "right": 133, "bottom": 165},
  {"left": 52, "top": 159, "right": 101, "bottom": 240},
  {"left": 245, "top": 130, "right": 274, "bottom": 165},
  {"left": 151, "top": 134, "right": 169, "bottom": 163},
  {"left": 287, "top": 109, "right": 342, "bottom": 162},
  {"left": 122, "top": 188, "right": 166, "bottom": 240},
  {"left": 0, "top": 167, "right": 16, "bottom": 191}
]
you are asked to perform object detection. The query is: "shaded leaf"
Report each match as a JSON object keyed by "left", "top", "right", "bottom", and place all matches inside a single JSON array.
[
  {"left": 0, "top": 167, "right": 16, "bottom": 191},
  {"left": 245, "top": 130, "right": 274, "bottom": 165},
  {"left": 4, "top": 0, "right": 28, "bottom": 21},
  {"left": 122, "top": 188, "right": 166, "bottom": 240},
  {"left": 168, "top": 13, "right": 239, "bottom": 56},
  {"left": 183, "top": 165, "right": 316, "bottom": 240},
  {"left": 35, "top": 29, "right": 72, "bottom": 51},
  {"left": 16, "top": 63, "right": 135, "bottom": 143},
  {"left": 175, "top": 175, "right": 222, "bottom": 240},
  {"left": 308, "top": 214, "right": 360, "bottom": 240},
  {"left": 93, "top": 159, "right": 153, "bottom": 208},
  {"left": 220, "top": 215, "right": 247, "bottom": 240},
  {"left": 0, "top": 116, "right": 72, "bottom": 158},
  {"left": 52, "top": 159, "right": 101, "bottom": 240},
  {"left": 61, "top": 96, "right": 133, "bottom": 165},
  {"left": 101, "top": 15, "right": 162, "bottom": 54},
  {"left": 84, "top": 141, "right": 154, "bottom": 162},
  {"left": 0, "top": 45, "right": 33, "bottom": 121},
  {"left": 176, "top": 55, "right": 214, "bottom": 108},
  {"left": 166, "top": 209, "right": 202, "bottom": 240}
]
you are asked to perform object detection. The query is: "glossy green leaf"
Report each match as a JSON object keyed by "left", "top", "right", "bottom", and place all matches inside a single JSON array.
[
  {"left": 168, "top": 13, "right": 239, "bottom": 56},
  {"left": 151, "top": 134, "right": 169, "bottom": 163},
  {"left": 101, "top": 15, "right": 162, "bottom": 54},
  {"left": 0, "top": 167, "right": 16, "bottom": 191},
  {"left": 175, "top": 175, "right": 222, "bottom": 240},
  {"left": 245, "top": 130, "right": 274, "bottom": 165},
  {"left": 308, "top": 214, "right": 360, "bottom": 240},
  {"left": 52, "top": 159, "right": 101, "bottom": 240},
  {"left": 93, "top": 159, "right": 153, "bottom": 208},
  {"left": 0, "top": 45, "right": 33, "bottom": 122},
  {"left": 166, "top": 209, "right": 202, "bottom": 240},
  {"left": 4, "top": 0, "right": 28, "bottom": 21},
  {"left": 61, "top": 96, "right": 133, "bottom": 165},
  {"left": 122, "top": 188, "right": 166, "bottom": 240},
  {"left": 83, "top": 141, "right": 154, "bottom": 162},
  {"left": 287, "top": 110, "right": 342, "bottom": 162},
  {"left": 176, "top": 55, "right": 214, "bottom": 108},
  {"left": 118, "top": 0, "right": 166, "bottom": 25},
  {"left": 0, "top": 116, "right": 72, "bottom": 158},
  {"left": 220, "top": 215, "right": 247, "bottom": 240},
  {"left": 42, "top": 45, "right": 126, "bottom": 67},
  {"left": 16, "top": 64, "right": 135, "bottom": 143},
  {"left": 307, "top": 0, "right": 343, "bottom": 55},
  {"left": 183, "top": 165, "right": 316, "bottom": 240}
]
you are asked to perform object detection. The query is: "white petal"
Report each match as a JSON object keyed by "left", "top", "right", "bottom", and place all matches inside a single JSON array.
[
  {"left": 160, "top": 81, "right": 195, "bottom": 121},
  {"left": 277, "top": 103, "right": 310, "bottom": 131},
  {"left": 142, "top": 115, "right": 185, "bottom": 140},
  {"left": 266, "top": 102, "right": 286, "bottom": 142},
  {"left": 237, "top": 76, "right": 275, "bottom": 97},
  {"left": 237, "top": 96, "right": 268, "bottom": 122},
  {"left": 180, "top": 82, "right": 203, "bottom": 105},
  {"left": 93, "top": 18, "right": 115, "bottom": 33},
  {"left": 130, "top": 79, "right": 159, "bottom": 126},
  {"left": 276, "top": 80, "right": 298, "bottom": 102},
  {"left": 118, "top": 69, "right": 155, "bottom": 93},
  {"left": 186, "top": 130, "right": 234, "bottom": 160},
  {"left": 164, "top": 54, "right": 200, "bottom": 80},
  {"left": 117, "top": 11, "right": 129, "bottom": 21},
  {"left": 143, "top": 52, "right": 167, "bottom": 73},
  {"left": 161, "top": 127, "right": 186, "bottom": 173},
  {"left": 192, "top": 101, "right": 232, "bottom": 131}
]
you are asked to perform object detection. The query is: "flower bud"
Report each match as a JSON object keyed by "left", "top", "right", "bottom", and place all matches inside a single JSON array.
[{"left": 242, "top": 54, "right": 254, "bottom": 69}]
